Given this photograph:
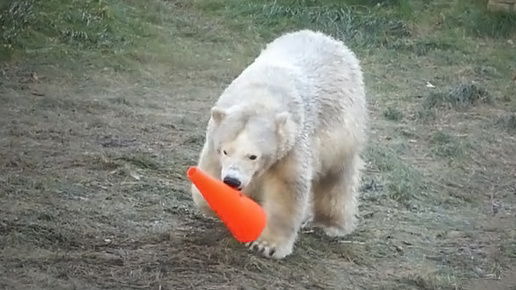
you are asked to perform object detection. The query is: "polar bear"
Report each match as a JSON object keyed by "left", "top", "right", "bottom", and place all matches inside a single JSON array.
[{"left": 191, "top": 29, "right": 368, "bottom": 259}]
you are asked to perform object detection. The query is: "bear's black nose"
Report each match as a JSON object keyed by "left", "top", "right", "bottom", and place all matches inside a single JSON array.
[{"left": 223, "top": 176, "right": 241, "bottom": 189}]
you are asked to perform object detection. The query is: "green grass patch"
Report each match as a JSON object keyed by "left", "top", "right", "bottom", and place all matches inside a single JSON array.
[
  {"left": 416, "top": 108, "right": 437, "bottom": 124},
  {"left": 430, "top": 131, "right": 472, "bottom": 161},
  {"left": 415, "top": 82, "right": 492, "bottom": 123},
  {"left": 0, "top": 0, "right": 150, "bottom": 63},
  {"left": 189, "top": 0, "right": 413, "bottom": 49},
  {"left": 117, "top": 154, "right": 159, "bottom": 170},
  {"left": 365, "top": 143, "right": 428, "bottom": 205},
  {"left": 395, "top": 271, "right": 464, "bottom": 290},
  {"left": 383, "top": 106, "right": 404, "bottom": 121},
  {"left": 447, "top": 0, "right": 516, "bottom": 38},
  {"left": 423, "top": 82, "right": 493, "bottom": 111},
  {"left": 188, "top": 0, "right": 516, "bottom": 54},
  {"left": 0, "top": 0, "right": 218, "bottom": 74},
  {"left": 494, "top": 113, "right": 516, "bottom": 134},
  {"left": 387, "top": 37, "right": 460, "bottom": 57},
  {"left": 0, "top": 0, "right": 254, "bottom": 81}
]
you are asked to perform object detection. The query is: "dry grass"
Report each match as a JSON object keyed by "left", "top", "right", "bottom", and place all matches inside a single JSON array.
[{"left": 1, "top": 0, "right": 516, "bottom": 289}]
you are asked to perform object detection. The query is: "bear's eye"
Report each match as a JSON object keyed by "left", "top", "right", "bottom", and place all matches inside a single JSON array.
[
  {"left": 223, "top": 150, "right": 227, "bottom": 155},
  {"left": 249, "top": 155, "right": 257, "bottom": 160}
]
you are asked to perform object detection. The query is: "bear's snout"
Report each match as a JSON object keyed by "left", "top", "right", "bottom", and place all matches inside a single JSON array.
[{"left": 223, "top": 176, "right": 242, "bottom": 189}]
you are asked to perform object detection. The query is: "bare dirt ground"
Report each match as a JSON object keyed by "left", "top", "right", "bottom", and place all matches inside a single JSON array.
[{"left": 1, "top": 1, "right": 515, "bottom": 289}]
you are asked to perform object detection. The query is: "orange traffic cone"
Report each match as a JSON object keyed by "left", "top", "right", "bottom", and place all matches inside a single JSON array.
[{"left": 187, "top": 166, "right": 266, "bottom": 243}]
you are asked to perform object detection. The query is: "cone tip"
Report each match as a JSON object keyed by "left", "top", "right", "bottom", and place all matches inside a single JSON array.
[{"left": 187, "top": 166, "right": 197, "bottom": 178}]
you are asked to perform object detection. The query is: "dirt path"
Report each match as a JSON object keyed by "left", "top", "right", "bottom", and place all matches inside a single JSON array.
[{"left": 2, "top": 57, "right": 515, "bottom": 290}]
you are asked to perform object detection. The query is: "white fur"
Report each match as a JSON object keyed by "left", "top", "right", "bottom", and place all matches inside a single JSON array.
[{"left": 191, "top": 29, "right": 368, "bottom": 259}]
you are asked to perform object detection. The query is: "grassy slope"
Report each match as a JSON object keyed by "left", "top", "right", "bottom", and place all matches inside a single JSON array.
[{"left": 1, "top": 0, "right": 516, "bottom": 289}]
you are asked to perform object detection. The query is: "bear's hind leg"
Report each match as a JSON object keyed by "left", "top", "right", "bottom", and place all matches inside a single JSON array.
[{"left": 312, "top": 154, "right": 363, "bottom": 237}]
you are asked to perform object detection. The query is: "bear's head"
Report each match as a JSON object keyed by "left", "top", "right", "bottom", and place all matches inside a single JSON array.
[{"left": 207, "top": 104, "right": 297, "bottom": 190}]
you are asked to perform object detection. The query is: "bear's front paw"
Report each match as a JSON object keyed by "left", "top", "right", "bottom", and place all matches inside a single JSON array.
[{"left": 244, "top": 235, "right": 294, "bottom": 259}]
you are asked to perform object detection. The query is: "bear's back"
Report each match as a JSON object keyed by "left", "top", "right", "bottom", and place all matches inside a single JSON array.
[
  {"left": 256, "top": 30, "right": 361, "bottom": 81},
  {"left": 258, "top": 30, "right": 366, "bottom": 126},
  {"left": 217, "top": 29, "right": 366, "bottom": 140}
]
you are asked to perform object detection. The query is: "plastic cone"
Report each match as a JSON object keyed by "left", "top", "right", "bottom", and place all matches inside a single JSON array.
[{"left": 187, "top": 166, "right": 266, "bottom": 243}]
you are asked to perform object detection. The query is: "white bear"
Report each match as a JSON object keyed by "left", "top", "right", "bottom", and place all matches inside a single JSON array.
[{"left": 191, "top": 29, "right": 368, "bottom": 259}]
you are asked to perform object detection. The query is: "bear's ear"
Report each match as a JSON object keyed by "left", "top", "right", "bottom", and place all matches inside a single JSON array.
[
  {"left": 275, "top": 111, "right": 296, "bottom": 142},
  {"left": 275, "top": 111, "right": 290, "bottom": 127},
  {"left": 211, "top": 107, "right": 226, "bottom": 124}
]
